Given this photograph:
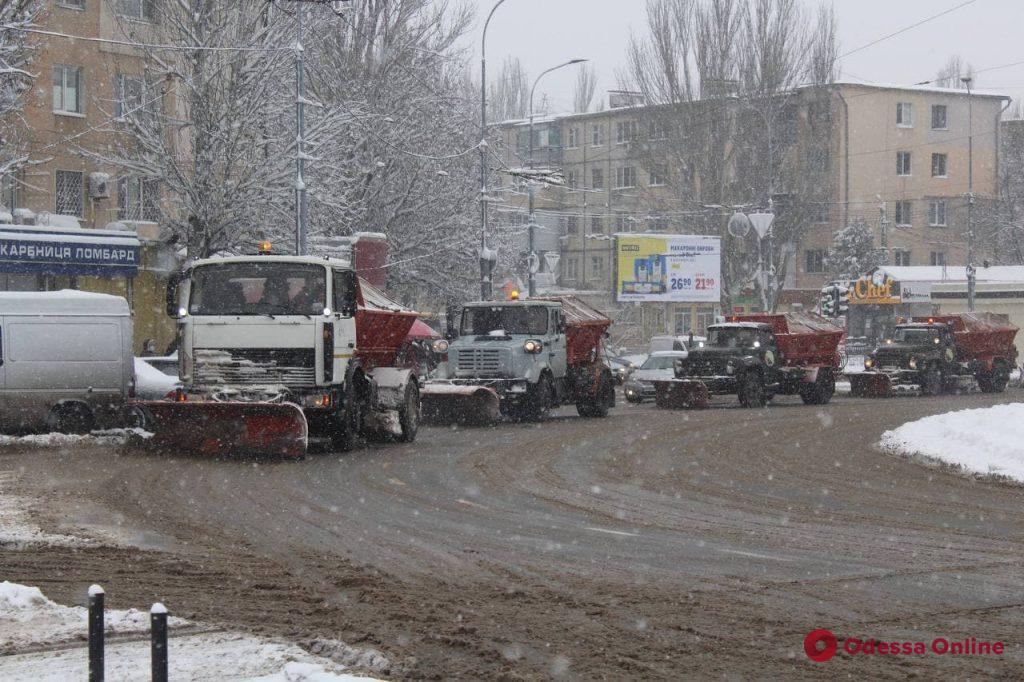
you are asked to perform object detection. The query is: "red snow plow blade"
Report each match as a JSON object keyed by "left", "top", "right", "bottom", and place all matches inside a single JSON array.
[
  {"left": 653, "top": 380, "right": 710, "bottom": 409},
  {"left": 848, "top": 373, "right": 892, "bottom": 398},
  {"left": 139, "top": 401, "right": 308, "bottom": 458},
  {"left": 420, "top": 384, "right": 501, "bottom": 425}
]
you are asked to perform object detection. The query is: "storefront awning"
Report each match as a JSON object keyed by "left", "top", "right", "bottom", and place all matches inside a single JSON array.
[{"left": 0, "top": 224, "right": 141, "bottom": 278}]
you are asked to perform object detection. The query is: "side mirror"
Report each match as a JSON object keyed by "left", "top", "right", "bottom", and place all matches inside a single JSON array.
[{"left": 165, "top": 271, "right": 182, "bottom": 318}]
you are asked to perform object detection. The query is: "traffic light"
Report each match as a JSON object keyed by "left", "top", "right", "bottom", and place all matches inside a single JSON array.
[
  {"left": 836, "top": 284, "right": 850, "bottom": 317},
  {"left": 818, "top": 283, "right": 850, "bottom": 318}
]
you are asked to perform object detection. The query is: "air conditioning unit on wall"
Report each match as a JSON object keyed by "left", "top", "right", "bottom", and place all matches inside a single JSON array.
[{"left": 89, "top": 172, "right": 111, "bottom": 199}]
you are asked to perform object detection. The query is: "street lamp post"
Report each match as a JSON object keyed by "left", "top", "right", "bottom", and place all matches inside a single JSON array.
[
  {"left": 962, "top": 75, "right": 976, "bottom": 311},
  {"left": 479, "top": 0, "right": 509, "bottom": 301},
  {"left": 527, "top": 59, "right": 587, "bottom": 296}
]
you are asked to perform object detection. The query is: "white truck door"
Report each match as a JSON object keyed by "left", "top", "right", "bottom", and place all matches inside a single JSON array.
[
  {"left": 331, "top": 269, "right": 359, "bottom": 382},
  {"left": 548, "top": 308, "right": 568, "bottom": 379}
]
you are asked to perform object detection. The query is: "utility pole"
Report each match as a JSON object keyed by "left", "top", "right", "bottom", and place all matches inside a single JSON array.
[
  {"left": 294, "top": 2, "right": 308, "bottom": 256},
  {"left": 879, "top": 201, "right": 889, "bottom": 254},
  {"left": 963, "top": 76, "right": 976, "bottom": 311},
  {"left": 479, "top": 0, "right": 508, "bottom": 301},
  {"left": 527, "top": 59, "right": 587, "bottom": 297}
]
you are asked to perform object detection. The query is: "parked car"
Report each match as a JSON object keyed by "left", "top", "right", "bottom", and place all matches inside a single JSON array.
[
  {"left": 606, "top": 355, "right": 640, "bottom": 384},
  {"left": 623, "top": 351, "right": 688, "bottom": 403},
  {"left": 649, "top": 334, "right": 706, "bottom": 354},
  {"left": 0, "top": 291, "right": 134, "bottom": 433}
]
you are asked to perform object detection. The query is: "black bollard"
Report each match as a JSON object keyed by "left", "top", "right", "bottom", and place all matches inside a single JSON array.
[
  {"left": 150, "top": 602, "right": 169, "bottom": 682},
  {"left": 88, "top": 584, "right": 105, "bottom": 682}
]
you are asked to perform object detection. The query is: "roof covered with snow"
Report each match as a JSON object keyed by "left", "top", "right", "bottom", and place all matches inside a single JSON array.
[
  {"left": 0, "top": 290, "right": 130, "bottom": 316},
  {"left": 830, "top": 81, "right": 1009, "bottom": 100}
]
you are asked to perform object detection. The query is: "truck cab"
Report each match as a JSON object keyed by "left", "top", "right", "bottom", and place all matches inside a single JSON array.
[
  {"left": 676, "top": 323, "right": 780, "bottom": 399},
  {"left": 865, "top": 323, "right": 970, "bottom": 395}
]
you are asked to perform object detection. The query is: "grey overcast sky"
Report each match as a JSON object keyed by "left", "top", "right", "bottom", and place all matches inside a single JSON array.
[{"left": 469, "top": 0, "right": 1024, "bottom": 115}]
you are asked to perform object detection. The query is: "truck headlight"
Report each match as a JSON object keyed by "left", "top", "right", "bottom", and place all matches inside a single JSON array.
[
  {"left": 908, "top": 357, "right": 918, "bottom": 370},
  {"left": 864, "top": 357, "right": 874, "bottom": 369},
  {"left": 523, "top": 339, "right": 543, "bottom": 354},
  {"left": 432, "top": 339, "right": 450, "bottom": 353}
]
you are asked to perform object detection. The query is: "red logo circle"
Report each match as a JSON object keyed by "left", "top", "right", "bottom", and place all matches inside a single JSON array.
[{"left": 804, "top": 629, "right": 838, "bottom": 662}]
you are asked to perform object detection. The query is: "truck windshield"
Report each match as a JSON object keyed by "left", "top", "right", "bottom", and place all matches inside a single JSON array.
[
  {"left": 461, "top": 306, "right": 549, "bottom": 336},
  {"left": 892, "top": 328, "right": 940, "bottom": 344},
  {"left": 188, "top": 262, "right": 327, "bottom": 316},
  {"left": 706, "top": 327, "right": 759, "bottom": 348}
]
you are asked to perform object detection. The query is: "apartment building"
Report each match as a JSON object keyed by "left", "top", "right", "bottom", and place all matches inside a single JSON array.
[
  {"left": 0, "top": 0, "right": 178, "bottom": 352},
  {"left": 494, "top": 83, "right": 1009, "bottom": 340}
]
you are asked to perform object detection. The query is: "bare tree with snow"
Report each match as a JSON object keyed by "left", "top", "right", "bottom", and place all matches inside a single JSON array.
[
  {"left": 0, "top": 0, "right": 38, "bottom": 194},
  {"left": 934, "top": 55, "right": 975, "bottom": 89},
  {"left": 572, "top": 63, "right": 598, "bottom": 114},
  {"left": 489, "top": 56, "right": 529, "bottom": 122}
]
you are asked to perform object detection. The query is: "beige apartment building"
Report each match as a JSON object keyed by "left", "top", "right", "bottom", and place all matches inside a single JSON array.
[
  {"left": 494, "top": 83, "right": 1009, "bottom": 341},
  {"left": 1, "top": 0, "right": 178, "bottom": 352}
]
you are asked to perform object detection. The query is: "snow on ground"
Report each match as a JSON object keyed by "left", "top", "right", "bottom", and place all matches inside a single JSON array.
[
  {"left": 0, "top": 581, "right": 380, "bottom": 681},
  {"left": 0, "top": 429, "right": 143, "bottom": 449},
  {"left": 881, "top": 402, "right": 1024, "bottom": 482},
  {"left": 0, "top": 472, "right": 89, "bottom": 548}
]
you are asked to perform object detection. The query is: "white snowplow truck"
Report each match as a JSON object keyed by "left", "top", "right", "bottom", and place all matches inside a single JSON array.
[
  {"left": 140, "top": 255, "right": 421, "bottom": 458},
  {"left": 421, "top": 296, "right": 615, "bottom": 423}
]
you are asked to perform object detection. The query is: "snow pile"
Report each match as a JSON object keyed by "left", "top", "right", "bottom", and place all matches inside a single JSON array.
[
  {"left": 881, "top": 403, "right": 1024, "bottom": 481},
  {"left": 0, "top": 581, "right": 378, "bottom": 681},
  {"left": 0, "top": 430, "right": 144, "bottom": 449},
  {"left": 0, "top": 581, "right": 186, "bottom": 653}
]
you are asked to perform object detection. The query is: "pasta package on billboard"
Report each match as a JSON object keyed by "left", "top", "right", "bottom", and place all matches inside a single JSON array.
[{"left": 616, "top": 234, "right": 721, "bottom": 303}]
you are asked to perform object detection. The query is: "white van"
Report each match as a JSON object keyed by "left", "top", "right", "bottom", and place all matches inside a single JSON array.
[{"left": 0, "top": 291, "right": 134, "bottom": 433}]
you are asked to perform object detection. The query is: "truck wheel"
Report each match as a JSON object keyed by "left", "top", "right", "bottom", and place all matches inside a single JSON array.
[
  {"left": 738, "top": 373, "right": 766, "bottom": 408},
  {"left": 397, "top": 381, "right": 420, "bottom": 442},
  {"left": 521, "top": 374, "right": 553, "bottom": 422},
  {"left": 47, "top": 402, "right": 95, "bottom": 435},
  {"left": 921, "top": 366, "right": 942, "bottom": 396},
  {"left": 801, "top": 369, "right": 835, "bottom": 405},
  {"left": 330, "top": 382, "right": 362, "bottom": 452},
  {"left": 979, "top": 362, "right": 1010, "bottom": 393},
  {"left": 577, "top": 372, "right": 612, "bottom": 418}
]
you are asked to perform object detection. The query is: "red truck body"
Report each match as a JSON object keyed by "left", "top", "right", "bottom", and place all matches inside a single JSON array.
[
  {"left": 911, "top": 313, "right": 1018, "bottom": 368},
  {"left": 726, "top": 312, "right": 844, "bottom": 368},
  {"left": 536, "top": 295, "right": 612, "bottom": 366},
  {"left": 355, "top": 279, "right": 419, "bottom": 370}
]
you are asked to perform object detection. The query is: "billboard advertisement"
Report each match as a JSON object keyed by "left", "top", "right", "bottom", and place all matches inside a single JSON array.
[{"left": 616, "top": 234, "right": 721, "bottom": 303}]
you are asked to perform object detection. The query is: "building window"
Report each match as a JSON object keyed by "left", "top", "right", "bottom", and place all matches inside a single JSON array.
[
  {"left": 930, "top": 251, "right": 947, "bottom": 266},
  {"left": 590, "top": 216, "right": 603, "bottom": 234},
  {"left": 114, "top": 73, "right": 160, "bottom": 120},
  {"left": 118, "top": 176, "right": 160, "bottom": 222},
  {"left": 566, "top": 215, "right": 579, "bottom": 235},
  {"left": 118, "top": 0, "right": 157, "bottom": 21},
  {"left": 614, "top": 166, "right": 637, "bottom": 189},
  {"left": 591, "top": 168, "right": 604, "bottom": 190},
  {"left": 650, "top": 216, "right": 670, "bottom": 232},
  {"left": 615, "top": 120, "right": 638, "bottom": 144},
  {"left": 564, "top": 258, "right": 578, "bottom": 280},
  {"left": 58, "top": 0, "right": 85, "bottom": 9},
  {"left": 894, "top": 249, "right": 911, "bottom": 266},
  {"left": 52, "top": 65, "right": 84, "bottom": 114},
  {"left": 805, "top": 249, "right": 826, "bottom": 274},
  {"left": 649, "top": 164, "right": 667, "bottom": 187},
  {"left": 931, "top": 104, "right": 948, "bottom": 130},
  {"left": 590, "top": 123, "right": 604, "bottom": 146},
  {"left": 896, "top": 151, "right": 912, "bottom": 176},
  {"left": 648, "top": 118, "right": 667, "bottom": 140},
  {"left": 928, "top": 199, "right": 947, "bottom": 227},
  {"left": 55, "top": 170, "right": 84, "bottom": 217},
  {"left": 591, "top": 256, "right": 604, "bottom": 277},
  {"left": 565, "top": 169, "right": 577, "bottom": 189},
  {"left": 931, "top": 153, "right": 948, "bottom": 178},
  {"left": 614, "top": 212, "right": 631, "bottom": 232},
  {"left": 566, "top": 126, "right": 579, "bottom": 148},
  {"left": 894, "top": 200, "right": 912, "bottom": 226},
  {"left": 896, "top": 102, "right": 913, "bottom": 127}
]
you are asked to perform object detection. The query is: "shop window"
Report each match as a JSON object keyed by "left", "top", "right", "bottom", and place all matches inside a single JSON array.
[{"left": 55, "top": 170, "right": 84, "bottom": 217}]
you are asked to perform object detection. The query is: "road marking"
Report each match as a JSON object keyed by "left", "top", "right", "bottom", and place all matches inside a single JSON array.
[
  {"left": 584, "top": 526, "right": 639, "bottom": 537},
  {"left": 718, "top": 548, "right": 793, "bottom": 562},
  {"left": 456, "top": 498, "right": 489, "bottom": 510}
]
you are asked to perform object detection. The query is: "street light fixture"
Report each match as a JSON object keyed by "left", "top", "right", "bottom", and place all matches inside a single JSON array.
[
  {"left": 526, "top": 58, "right": 588, "bottom": 296},
  {"left": 961, "top": 75, "right": 976, "bottom": 311},
  {"left": 478, "top": 0, "right": 510, "bottom": 301}
]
